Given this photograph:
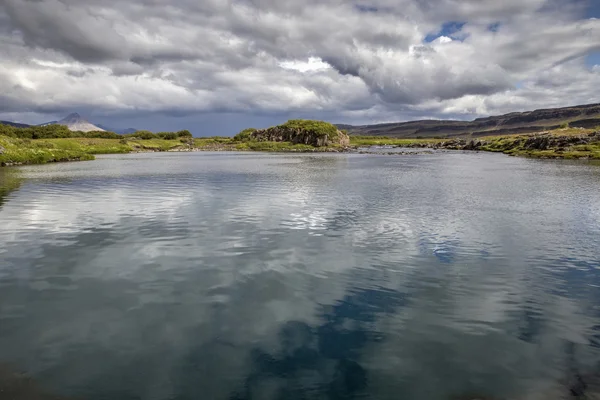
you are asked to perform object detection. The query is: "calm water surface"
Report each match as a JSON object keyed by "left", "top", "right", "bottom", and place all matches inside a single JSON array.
[{"left": 1, "top": 152, "right": 600, "bottom": 400}]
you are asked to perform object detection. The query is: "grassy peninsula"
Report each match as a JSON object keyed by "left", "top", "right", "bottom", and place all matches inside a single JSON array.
[
  {"left": 353, "top": 126, "right": 600, "bottom": 159},
  {"left": 1, "top": 119, "right": 600, "bottom": 167},
  {"left": 0, "top": 120, "right": 350, "bottom": 166}
]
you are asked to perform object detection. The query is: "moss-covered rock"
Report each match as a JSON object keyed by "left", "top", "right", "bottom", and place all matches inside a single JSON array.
[{"left": 249, "top": 120, "right": 350, "bottom": 147}]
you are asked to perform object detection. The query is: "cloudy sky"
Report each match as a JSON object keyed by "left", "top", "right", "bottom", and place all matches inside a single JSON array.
[{"left": 0, "top": 0, "right": 599, "bottom": 135}]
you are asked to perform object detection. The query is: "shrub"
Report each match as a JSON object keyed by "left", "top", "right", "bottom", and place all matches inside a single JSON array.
[
  {"left": 176, "top": 130, "right": 192, "bottom": 138},
  {"left": 559, "top": 122, "right": 570, "bottom": 129},
  {"left": 233, "top": 128, "right": 257, "bottom": 142},
  {"left": 280, "top": 119, "right": 338, "bottom": 138},
  {"left": 124, "top": 130, "right": 156, "bottom": 140},
  {"left": 156, "top": 132, "right": 178, "bottom": 140},
  {"left": 0, "top": 123, "right": 193, "bottom": 142}
]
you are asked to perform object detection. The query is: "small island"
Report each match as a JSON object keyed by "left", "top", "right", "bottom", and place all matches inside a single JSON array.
[{"left": 1, "top": 116, "right": 600, "bottom": 167}]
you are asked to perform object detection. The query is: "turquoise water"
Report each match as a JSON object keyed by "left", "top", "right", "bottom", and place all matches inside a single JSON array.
[{"left": 1, "top": 152, "right": 600, "bottom": 399}]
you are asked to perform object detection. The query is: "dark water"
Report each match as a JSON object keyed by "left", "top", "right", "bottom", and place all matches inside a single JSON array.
[{"left": 1, "top": 152, "right": 600, "bottom": 400}]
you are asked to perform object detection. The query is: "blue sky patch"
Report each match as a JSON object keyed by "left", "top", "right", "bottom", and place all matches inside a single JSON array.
[
  {"left": 586, "top": 2, "right": 600, "bottom": 18},
  {"left": 424, "top": 21, "right": 466, "bottom": 43},
  {"left": 585, "top": 51, "right": 600, "bottom": 68}
]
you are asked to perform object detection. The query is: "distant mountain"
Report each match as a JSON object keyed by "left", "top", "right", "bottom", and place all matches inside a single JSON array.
[
  {"left": 0, "top": 120, "right": 30, "bottom": 128},
  {"left": 95, "top": 124, "right": 137, "bottom": 134},
  {"left": 2, "top": 114, "right": 139, "bottom": 134},
  {"left": 54, "top": 113, "right": 104, "bottom": 132},
  {"left": 338, "top": 103, "right": 600, "bottom": 138},
  {"left": 38, "top": 121, "right": 57, "bottom": 127}
]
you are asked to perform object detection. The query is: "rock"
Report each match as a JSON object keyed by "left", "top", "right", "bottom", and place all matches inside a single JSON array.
[
  {"left": 463, "top": 140, "right": 483, "bottom": 150},
  {"left": 0, "top": 145, "right": 4, "bottom": 155},
  {"left": 250, "top": 120, "right": 350, "bottom": 147},
  {"left": 523, "top": 132, "right": 597, "bottom": 150}
]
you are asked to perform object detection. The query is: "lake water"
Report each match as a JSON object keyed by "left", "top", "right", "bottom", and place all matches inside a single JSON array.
[{"left": 1, "top": 152, "right": 600, "bottom": 400}]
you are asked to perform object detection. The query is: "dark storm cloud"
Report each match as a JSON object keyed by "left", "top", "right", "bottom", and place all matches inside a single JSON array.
[
  {"left": 3, "top": 0, "right": 128, "bottom": 62},
  {"left": 0, "top": 0, "right": 599, "bottom": 132}
]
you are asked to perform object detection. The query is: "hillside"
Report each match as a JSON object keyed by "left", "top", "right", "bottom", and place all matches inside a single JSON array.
[
  {"left": 339, "top": 103, "right": 600, "bottom": 138},
  {"left": 0, "top": 121, "right": 30, "bottom": 128}
]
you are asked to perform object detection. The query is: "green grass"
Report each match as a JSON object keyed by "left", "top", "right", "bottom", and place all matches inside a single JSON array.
[
  {"left": 46, "top": 138, "right": 132, "bottom": 154},
  {"left": 0, "top": 136, "right": 187, "bottom": 166},
  {"left": 349, "top": 128, "right": 600, "bottom": 159},
  {"left": 0, "top": 136, "right": 95, "bottom": 166},
  {"left": 279, "top": 120, "right": 339, "bottom": 138},
  {"left": 0, "top": 135, "right": 339, "bottom": 167},
  {"left": 124, "top": 138, "right": 183, "bottom": 151},
  {"left": 3, "top": 125, "right": 599, "bottom": 167},
  {"left": 474, "top": 128, "right": 600, "bottom": 159}
]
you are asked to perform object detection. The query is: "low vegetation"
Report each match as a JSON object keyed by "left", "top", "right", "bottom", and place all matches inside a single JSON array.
[
  {"left": 0, "top": 123, "right": 120, "bottom": 139},
  {"left": 278, "top": 119, "right": 340, "bottom": 138},
  {"left": 0, "top": 123, "right": 198, "bottom": 165},
  {"left": 0, "top": 122, "right": 192, "bottom": 141},
  {"left": 0, "top": 137, "right": 193, "bottom": 166},
  {"left": 233, "top": 128, "right": 257, "bottom": 142},
  {"left": 2, "top": 122, "right": 599, "bottom": 167},
  {"left": 0, "top": 136, "right": 95, "bottom": 166},
  {"left": 123, "top": 130, "right": 192, "bottom": 140},
  {"left": 234, "top": 120, "right": 348, "bottom": 147}
]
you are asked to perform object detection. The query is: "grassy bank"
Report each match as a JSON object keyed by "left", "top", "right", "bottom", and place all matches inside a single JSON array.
[
  {"left": 0, "top": 136, "right": 191, "bottom": 166},
  {"left": 0, "top": 136, "right": 95, "bottom": 166},
  {"left": 464, "top": 128, "right": 600, "bottom": 159},
  {"left": 352, "top": 127, "right": 600, "bottom": 159},
  {"left": 2, "top": 126, "right": 600, "bottom": 166},
  {"left": 0, "top": 135, "right": 340, "bottom": 166}
]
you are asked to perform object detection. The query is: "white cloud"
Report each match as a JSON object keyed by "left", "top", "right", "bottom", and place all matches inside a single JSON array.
[
  {"left": 279, "top": 57, "right": 332, "bottom": 72},
  {"left": 0, "top": 0, "right": 599, "bottom": 126}
]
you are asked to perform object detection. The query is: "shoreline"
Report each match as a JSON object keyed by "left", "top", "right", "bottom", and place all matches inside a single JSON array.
[{"left": 1, "top": 127, "right": 600, "bottom": 167}]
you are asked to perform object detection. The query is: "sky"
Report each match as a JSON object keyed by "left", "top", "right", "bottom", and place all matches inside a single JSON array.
[{"left": 0, "top": 0, "right": 599, "bottom": 136}]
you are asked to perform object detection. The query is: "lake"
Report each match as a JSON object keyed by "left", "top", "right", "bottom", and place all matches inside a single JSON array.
[{"left": 1, "top": 151, "right": 600, "bottom": 400}]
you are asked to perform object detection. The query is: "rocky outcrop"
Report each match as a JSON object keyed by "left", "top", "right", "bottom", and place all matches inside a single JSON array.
[
  {"left": 522, "top": 131, "right": 599, "bottom": 150},
  {"left": 250, "top": 121, "right": 350, "bottom": 147},
  {"left": 404, "top": 130, "right": 600, "bottom": 154}
]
